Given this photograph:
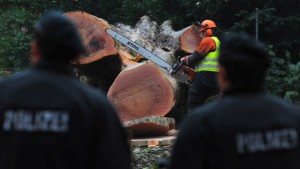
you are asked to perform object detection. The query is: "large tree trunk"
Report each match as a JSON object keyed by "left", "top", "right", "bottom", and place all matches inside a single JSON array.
[
  {"left": 65, "top": 11, "right": 200, "bottom": 136},
  {"left": 108, "top": 18, "right": 198, "bottom": 125},
  {"left": 65, "top": 11, "right": 137, "bottom": 92},
  {"left": 64, "top": 11, "right": 118, "bottom": 64},
  {"left": 107, "top": 61, "right": 177, "bottom": 122}
]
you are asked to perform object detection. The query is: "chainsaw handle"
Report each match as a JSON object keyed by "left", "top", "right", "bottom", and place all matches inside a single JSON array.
[
  {"left": 177, "top": 56, "right": 190, "bottom": 67},
  {"left": 176, "top": 56, "right": 183, "bottom": 63},
  {"left": 170, "top": 57, "right": 195, "bottom": 84}
]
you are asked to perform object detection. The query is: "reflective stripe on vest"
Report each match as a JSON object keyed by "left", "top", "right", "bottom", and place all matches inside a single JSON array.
[{"left": 195, "top": 37, "right": 221, "bottom": 72}]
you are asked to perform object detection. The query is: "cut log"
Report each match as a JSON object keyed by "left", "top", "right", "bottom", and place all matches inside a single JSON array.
[
  {"left": 156, "top": 20, "right": 189, "bottom": 53},
  {"left": 180, "top": 25, "right": 201, "bottom": 53},
  {"left": 107, "top": 61, "right": 176, "bottom": 122},
  {"left": 64, "top": 11, "right": 123, "bottom": 92},
  {"left": 131, "top": 135, "right": 176, "bottom": 147},
  {"left": 64, "top": 11, "right": 118, "bottom": 64},
  {"left": 124, "top": 116, "right": 175, "bottom": 138}
]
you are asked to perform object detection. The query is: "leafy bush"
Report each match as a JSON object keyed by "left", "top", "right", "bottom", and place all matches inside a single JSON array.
[
  {"left": 265, "top": 45, "right": 288, "bottom": 97},
  {"left": 282, "top": 61, "right": 300, "bottom": 102},
  {"left": 0, "top": 7, "right": 34, "bottom": 72}
]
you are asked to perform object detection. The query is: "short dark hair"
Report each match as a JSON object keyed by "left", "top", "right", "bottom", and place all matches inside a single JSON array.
[
  {"left": 33, "top": 11, "right": 86, "bottom": 64},
  {"left": 218, "top": 32, "right": 270, "bottom": 90}
]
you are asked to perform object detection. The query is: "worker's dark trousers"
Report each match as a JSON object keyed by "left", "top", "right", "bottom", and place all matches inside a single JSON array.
[{"left": 187, "top": 72, "right": 219, "bottom": 113}]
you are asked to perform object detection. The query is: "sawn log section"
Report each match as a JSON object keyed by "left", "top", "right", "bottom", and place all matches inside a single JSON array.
[{"left": 107, "top": 62, "right": 175, "bottom": 122}]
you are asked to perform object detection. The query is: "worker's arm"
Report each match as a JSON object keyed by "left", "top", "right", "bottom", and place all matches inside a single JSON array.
[{"left": 181, "top": 37, "right": 216, "bottom": 67}]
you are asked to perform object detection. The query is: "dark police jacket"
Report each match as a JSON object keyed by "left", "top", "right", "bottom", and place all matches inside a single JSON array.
[
  {"left": 0, "top": 61, "right": 131, "bottom": 169},
  {"left": 169, "top": 88, "right": 300, "bottom": 169}
]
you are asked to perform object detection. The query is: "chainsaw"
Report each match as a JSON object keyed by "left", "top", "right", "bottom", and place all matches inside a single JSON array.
[{"left": 106, "top": 28, "right": 195, "bottom": 84}]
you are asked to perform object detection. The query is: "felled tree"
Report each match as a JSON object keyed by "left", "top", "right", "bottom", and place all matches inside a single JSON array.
[{"left": 66, "top": 11, "right": 199, "bottom": 136}]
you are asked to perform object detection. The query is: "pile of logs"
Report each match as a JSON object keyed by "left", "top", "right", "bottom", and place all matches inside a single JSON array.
[{"left": 65, "top": 11, "right": 200, "bottom": 137}]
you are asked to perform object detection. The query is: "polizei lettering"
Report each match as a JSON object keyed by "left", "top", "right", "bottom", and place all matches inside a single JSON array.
[
  {"left": 2, "top": 110, "right": 69, "bottom": 133},
  {"left": 126, "top": 41, "right": 139, "bottom": 51},
  {"left": 236, "top": 128, "right": 298, "bottom": 154}
]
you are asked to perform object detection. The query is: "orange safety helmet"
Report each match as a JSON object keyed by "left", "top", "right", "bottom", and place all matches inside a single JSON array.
[
  {"left": 194, "top": 20, "right": 216, "bottom": 36},
  {"left": 199, "top": 20, "right": 216, "bottom": 31}
]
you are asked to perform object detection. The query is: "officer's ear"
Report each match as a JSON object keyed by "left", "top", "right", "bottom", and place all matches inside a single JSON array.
[
  {"left": 30, "top": 39, "right": 42, "bottom": 64},
  {"left": 217, "top": 66, "right": 229, "bottom": 92}
]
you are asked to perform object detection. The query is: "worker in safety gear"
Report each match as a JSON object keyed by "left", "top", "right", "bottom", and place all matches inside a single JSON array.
[
  {"left": 181, "top": 19, "right": 220, "bottom": 113},
  {"left": 169, "top": 32, "right": 300, "bottom": 169},
  {"left": 0, "top": 11, "right": 131, "bottom": 169}
]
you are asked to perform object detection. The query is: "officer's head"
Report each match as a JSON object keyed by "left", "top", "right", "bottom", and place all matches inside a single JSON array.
[
  {"left": 31, "top": 11, "right": 86, "bottom": 64},
  {"left": 217, "top": 32, "right": 270, "bottom": 92}
]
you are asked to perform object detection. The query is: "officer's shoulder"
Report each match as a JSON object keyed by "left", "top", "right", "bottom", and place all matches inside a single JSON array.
[
  {"left": 265, "top": 95, "right": 300, "bottom": 111},
  {"left": 81, "top": 84, "right": 107, "bottom": 100},
  {"left": 0, "top": 69, "right": 29, "bottom": 87},
  {"left": 187, "top": 101, "right": 221, "bottom": 122}
]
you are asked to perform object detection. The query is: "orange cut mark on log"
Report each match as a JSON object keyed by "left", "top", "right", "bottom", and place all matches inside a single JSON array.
[
  {"left": 64, "top": 11, "right": 117, "bottom": 64},
  {"left": 107, "top": 62, "right": 175, "bottom": 122},
  {"left": 118, "top": 49, "right": 138, "bottom": 66}
]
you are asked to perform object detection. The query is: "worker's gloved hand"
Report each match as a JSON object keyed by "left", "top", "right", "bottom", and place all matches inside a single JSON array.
[{"left": 180, "top": 56, "right": 189, "bottom": 65}]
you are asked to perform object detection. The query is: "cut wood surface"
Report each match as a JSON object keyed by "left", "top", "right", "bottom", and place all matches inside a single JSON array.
[
  {"left": 124, "top": 116, "right": 175, "bottom": 138},
  {"left": 64, "top": 11, "right": 118, "bottom": 65},
  {"left": 107, "top": 62, "right": 176, "bottom": 122},
  {"left": 131, "top": 135, "right": 175, "bottom": 147},
  {"left": 65, "top": 11, "right": 123, "bottom": 92},
  {"left": 180, "top": 25, "right": 201, "bottom": 53}
]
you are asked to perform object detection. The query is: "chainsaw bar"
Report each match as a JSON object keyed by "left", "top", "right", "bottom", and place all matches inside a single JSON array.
[{"left": 106, "top": 28, "right": 172, "bottom": 71}]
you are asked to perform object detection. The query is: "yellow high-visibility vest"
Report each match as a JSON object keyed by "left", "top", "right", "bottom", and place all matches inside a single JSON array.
[{"left": 195, "top": 37, "right": 220, "bottom": 72}]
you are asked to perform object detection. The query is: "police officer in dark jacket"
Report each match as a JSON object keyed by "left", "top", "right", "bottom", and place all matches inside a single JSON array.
[
  {"left": 0, "top": 11, "right": 131, "bottom": 169},
  {"left": 169, "top": 33, "right": 300, "bottom": 169}
]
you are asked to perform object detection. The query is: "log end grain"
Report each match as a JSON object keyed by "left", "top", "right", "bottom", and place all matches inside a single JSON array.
[
  {"left": 64, "top": 11, "right": 118, "bottom": 64},
  {"left": 180, "top": 25, "right": 201, "bottom": 53},
  {"left": 107, "top": 62, "right": 175, "bottom": 122}
]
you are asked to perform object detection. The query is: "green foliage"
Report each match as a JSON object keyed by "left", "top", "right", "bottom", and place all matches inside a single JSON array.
[
  {"left": 0, "top": 6, "right": 34, "bottom": 71},
  {"left": 265, "top": 45, "right": 289, "bottom": 97},
  {"left": 266, "top": 45, "right": 300, "bottom": 102},
  {"left": 110, "top": 0, "right": 165, "bottom": 26},
  {"left": 0, "top": 1, "right": 81, "bottom": 72},
  {"left": 282, "top": 61, "right": 300, "bottom": 102}
]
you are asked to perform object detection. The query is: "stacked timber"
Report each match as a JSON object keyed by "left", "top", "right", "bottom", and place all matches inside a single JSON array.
[{"left": 65, "top": 11, "right": 199, "bottom": 137}]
